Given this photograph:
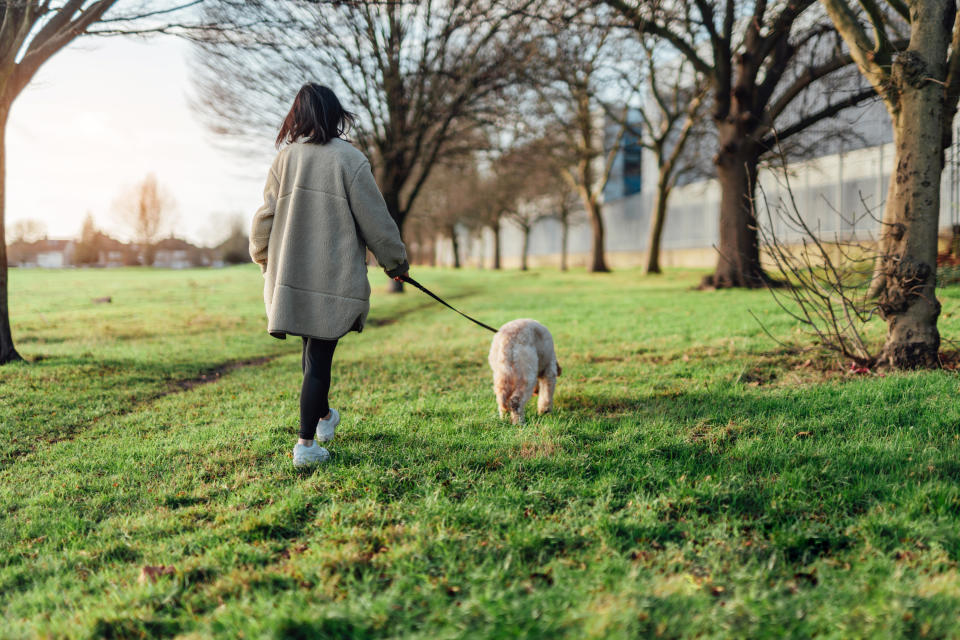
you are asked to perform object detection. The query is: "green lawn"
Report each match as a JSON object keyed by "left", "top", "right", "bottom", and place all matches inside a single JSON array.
[{"left": 3, "top": 265, "right": 960, "bottom": 638}]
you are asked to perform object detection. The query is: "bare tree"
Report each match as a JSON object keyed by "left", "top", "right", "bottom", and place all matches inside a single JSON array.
[
  {"left": 192, "top": 0, "right": 540, "bottom": 287},
  {"left": 755, "top": 168, "right": 881, "bottom": 364},
  {"left": 819, "top": 0, "right": 960, "bottom": 368},
  {"left": 74, "top": 212, "right": 101, "bottom": 265},
  {"left": 0, "top": 1, "right": 207, "bottom": 363},
  {"left": 481, "top": 187, "right": 505, "bottom": 270},
  {"left": 551, "top": 189, "right": 582, "bottom": 272},
  {"left": 8, "top": 218, "right": 47, "bottom": 244},
  {"left": 512, "top": 147, "right": 576, "bottom": 272},
  {"left": 605, "top": 41, "right": 709, "bottom": 275},
  {"left": 469, "top": 171, "right": 510, "bottom": 270},
  {"left": 412, "top": 160, "right": 485, "bottom": 269},
  {"left": 113, "top": 173, "right": 177, "bottom": 266},
  {"left": 529, "top": 20, "right": 627, "bottom": 272},
  {"left": 505, "top": 200, "right": 543, "bottom": 271},
  {"left": 601, "top": 0, "right": 880, "bottom": 288}
]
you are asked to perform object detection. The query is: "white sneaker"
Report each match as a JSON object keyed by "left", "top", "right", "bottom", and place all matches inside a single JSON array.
[
  {"left": 315, "top": 408, "right": 340, "bottom": 443},
  {"left": 292, "top": 442, "right": 330, "bottom": 467}
]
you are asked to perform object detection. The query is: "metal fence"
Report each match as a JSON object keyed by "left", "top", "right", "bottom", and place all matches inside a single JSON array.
[{"left": 437, "top": 135, "right": 960, "bottom": 268}]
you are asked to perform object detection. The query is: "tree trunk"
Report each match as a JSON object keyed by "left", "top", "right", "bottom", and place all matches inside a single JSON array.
[
  {"left": 449, "top": 225, "right": 461, "bottom": 269},
  {"left": 866, "top": 172, "right": 900, "bottom": 297},
  {"left": 0, "top": 100, "right": 23, "bottom": 364},
  {"left": 380, "top": 184, "right": 406, "bottom": 292},
  {"left": 492, "top": 217, "right": 501, "bottom": 270},
  {"left": 521, "top": 226, "right": 529, "bottom": 271},
  {"left": 703, "top": 128, "right": 766, "bottom": 288},
  {"left": 560, "top": 216, "right": 569, "bottom": 272},
  {"left": 586, "top": 198, "right": 608, "bottom": 272},
  {"left": 876, "top": 50, "right": 947, "bottom": 368},
  {"left": 142, "top": 243, "right": 156, "bottom": 266},
  {"left": 645, "top": 172, "right": 670, "bottom": 275}
]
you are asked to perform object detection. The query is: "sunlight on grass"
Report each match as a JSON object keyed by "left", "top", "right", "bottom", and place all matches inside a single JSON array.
[{"left": 2, "top": 265, "right": 960, "bottom": 637}]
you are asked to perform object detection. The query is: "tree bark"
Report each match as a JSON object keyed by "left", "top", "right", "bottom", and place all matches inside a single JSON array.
[
  {"left": 0, "top": 99, "right": 23, "bottom": 364},
  {"left": 876, "top": 50, "right": 947, "bottom": 368},
  {"left": 560, "top": 216, "right": 569, "bottom": 272},
  {"left": 492, "top": 217, "right": 501, "bottom": 270},
  {"left": 449, "top": 225, "right": 461, "bottom": 269},
  {"left": 866, "top": 172, "right": 901, "bottom": 298},
  {"left": 378, "top": 166, "right": 407, "bottom": 291},
  {"left": 702, "top": 124, "right": 766, "bottom": 288},
  {"left": 645, "top": 171, "right": 670, "bottom": 275},
  {"left": 586, "top": 199, "right": 608, "bottom": 272},
  {"left": 521, "top": 225, "right": 530, "bottom": 271}
]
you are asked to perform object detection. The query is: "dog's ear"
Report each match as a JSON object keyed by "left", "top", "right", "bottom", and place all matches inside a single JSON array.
[{"left": 556, "top": 362, "right": 562, "bottom": 376}]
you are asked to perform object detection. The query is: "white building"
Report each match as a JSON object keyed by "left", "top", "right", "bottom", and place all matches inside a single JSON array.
[{"left": 434, "top": 101, "right": 960, "bottom": 269}]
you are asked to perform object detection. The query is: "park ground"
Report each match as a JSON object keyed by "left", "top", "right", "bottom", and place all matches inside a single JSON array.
[{"left": 3, "top": 265, "right": 960, "bottom": 638}]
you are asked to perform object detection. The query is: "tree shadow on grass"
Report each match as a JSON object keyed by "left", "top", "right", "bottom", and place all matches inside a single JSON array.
[
  {"left": 0, "top": 354, "right": 285, "bottom": 469},
  {"left": 272, "top": 616, "right": 373, "bottom": 640},
  {"left": 316, "top": 383, "right": 960, "bottom": 567}
]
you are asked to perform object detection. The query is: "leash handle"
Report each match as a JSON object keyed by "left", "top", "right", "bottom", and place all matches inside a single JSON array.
[{"left": 400, "top": 274, "right": 498, "bottom": 333}]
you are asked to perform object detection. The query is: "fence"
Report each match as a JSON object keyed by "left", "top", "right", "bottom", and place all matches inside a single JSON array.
[{"left": 435, "top": 135, "right": 960, "bottom": 269}]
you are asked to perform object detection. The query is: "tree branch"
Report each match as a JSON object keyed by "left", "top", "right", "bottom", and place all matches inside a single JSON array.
[
  {"left": 820, "top": 0, "right": 892, "bottom": 104},
  {"left": 762, "top": 86, "right": 878, "bottom": 147},
  {"left": 602, "top": 0, "right": 713, "bottom": 75}
]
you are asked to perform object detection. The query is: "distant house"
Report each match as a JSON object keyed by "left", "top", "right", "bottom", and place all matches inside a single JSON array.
[
  {"left": 153, "top": 236, "right": 213, "bottom": 268},
  {"left": 96, "top": 235, "right": 139, "bottom": 267},
  {"left": 8, "top": 239, "right": 75, "bottom": 268},
  {"left": 9, "top": 234, "right": 215, "bottom": 269},
  {"left": 74, "top": 231, "right": 139, "bottom": 267}
]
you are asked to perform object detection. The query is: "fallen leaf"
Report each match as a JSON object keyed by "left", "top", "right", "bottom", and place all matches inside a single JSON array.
[{"left": 139, "top": 565, "right": 175, "bottom": 584}]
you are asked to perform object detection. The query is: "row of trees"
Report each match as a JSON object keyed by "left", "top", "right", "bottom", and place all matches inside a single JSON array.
[
  {"left": 0, "top": 1, "right": 957, "bottom": 369},
  {"left": 412, "top": 141, "right": 580, "bottom": 271},
  {"left": 191, "top": 1, "right": 876, "bottom": 282}
]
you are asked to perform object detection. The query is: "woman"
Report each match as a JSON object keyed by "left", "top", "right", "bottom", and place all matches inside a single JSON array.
[{"left": 249, "top": 83, "right": 409, "bottom": 467}]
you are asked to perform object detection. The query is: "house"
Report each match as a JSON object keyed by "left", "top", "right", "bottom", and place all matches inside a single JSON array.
[
  {"left": 8, "top": 239, "right": 75, "bottom": 268},
  {"left": 153, "top": 236, "right": 213, "bottom": 268},
  {"left": 96, "top": 235, "right": 139, "bottom": 267},
  {"left": 74, "top": 231, "right": 139, "bottom": 267}
]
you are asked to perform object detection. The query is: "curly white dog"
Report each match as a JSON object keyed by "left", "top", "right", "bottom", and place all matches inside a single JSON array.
[{"left": 488, "top": 319, "right": 561, "bottom": 424}]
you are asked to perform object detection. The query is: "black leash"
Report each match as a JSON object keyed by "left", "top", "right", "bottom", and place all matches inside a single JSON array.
[{"left": 399, "top": 274, "right": 498, "bottom": 333}]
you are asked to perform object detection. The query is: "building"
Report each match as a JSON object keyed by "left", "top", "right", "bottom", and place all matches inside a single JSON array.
[
  {"left": 8, "top": 239, "right": 75, "bottom": 268},
  {"left": 153, "top": 236, "right": 213, "bottom": 269},
  {"left": 434, "top": 100, "right": 958, "bottom": 269}
]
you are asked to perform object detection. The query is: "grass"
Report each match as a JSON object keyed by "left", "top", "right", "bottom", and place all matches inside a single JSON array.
[{"left": 3, "top": 264, "right": 960, "bottom": 638}]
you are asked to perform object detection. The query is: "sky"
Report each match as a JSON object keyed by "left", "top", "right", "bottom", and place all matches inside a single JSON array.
[{"left": 7, "top": 34, "right": 271, "bottom": 247}]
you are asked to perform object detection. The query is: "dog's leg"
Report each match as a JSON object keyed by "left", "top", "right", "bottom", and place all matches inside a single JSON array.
[
  {"left": 510, "top": 378, "right": 536, "bottom": 425},
  {"left": 537, "top": 373, "right": 556, "bottom": 415},
  {"left": 493, "top": 374, "right": 510, "bottom": 419},
  {"left": 537, "top": 359, "right": 558, "bottom": 415}
]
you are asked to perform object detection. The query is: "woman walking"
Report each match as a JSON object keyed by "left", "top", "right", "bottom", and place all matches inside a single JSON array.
[{"left": 249, "top": 83, "right": 408, "bottom": 467}]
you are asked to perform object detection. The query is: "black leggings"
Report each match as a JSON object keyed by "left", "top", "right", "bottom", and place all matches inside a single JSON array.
[{"left": 300, "top": 336, "right": 338, "bottom": 440}]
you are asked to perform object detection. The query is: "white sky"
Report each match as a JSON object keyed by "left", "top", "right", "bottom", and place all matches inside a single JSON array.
[{"left": 7, "top": 35, "right": 271, "bottom": 247}]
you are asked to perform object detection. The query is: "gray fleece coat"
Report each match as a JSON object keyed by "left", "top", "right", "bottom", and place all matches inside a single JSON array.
[{"left": 249, "top": 139, "right": 408, "bottom": 340}]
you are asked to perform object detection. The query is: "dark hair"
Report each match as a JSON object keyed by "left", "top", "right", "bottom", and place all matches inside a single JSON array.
[{"left": 276, "top": 83, "right": 356, "bottom": 147}]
